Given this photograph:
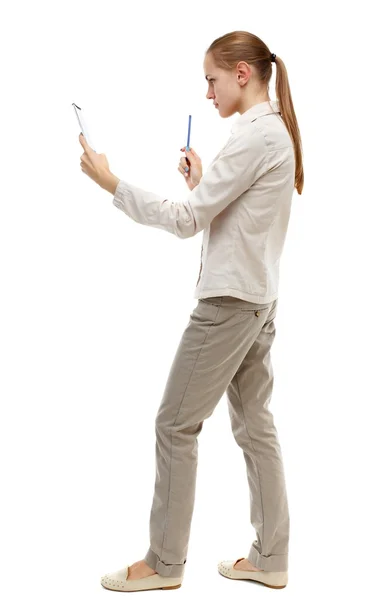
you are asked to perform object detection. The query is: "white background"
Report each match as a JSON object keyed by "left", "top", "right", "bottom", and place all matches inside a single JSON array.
[{"left": 1, "top": 1, "right": 378, "bottom": 598}]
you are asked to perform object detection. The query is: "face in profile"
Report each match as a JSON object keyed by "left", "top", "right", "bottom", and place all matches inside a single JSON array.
[{"left": 203, "top": 53, "right": 244, "bottom": 118}]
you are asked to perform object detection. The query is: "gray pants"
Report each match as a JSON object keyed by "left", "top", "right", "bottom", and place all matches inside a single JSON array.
[{"left": 144, "top": 295, "right": 290, "bottom": 578}]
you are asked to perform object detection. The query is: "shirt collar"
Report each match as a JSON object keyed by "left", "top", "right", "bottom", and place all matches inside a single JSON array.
[{"left": 230, "top": 100, "right": 280, "bottom": 134}]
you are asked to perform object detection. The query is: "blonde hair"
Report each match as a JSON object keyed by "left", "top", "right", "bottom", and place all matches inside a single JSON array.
[{"left": 206, "top": 31, "right": 304, "bottom": 195}]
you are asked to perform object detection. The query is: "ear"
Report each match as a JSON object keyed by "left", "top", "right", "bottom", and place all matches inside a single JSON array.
[{"left": 236, "top": 61, "right": 251, "bottom": 83}]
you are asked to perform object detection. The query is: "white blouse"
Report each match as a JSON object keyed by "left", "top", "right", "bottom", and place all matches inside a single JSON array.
[{"left": 112, "top": 100, "right": 296, "bottom": 304}]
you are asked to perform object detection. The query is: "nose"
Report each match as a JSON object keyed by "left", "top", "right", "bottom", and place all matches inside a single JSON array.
[{"left": 206, "top": 90, "right": 215, "bottom": 101}]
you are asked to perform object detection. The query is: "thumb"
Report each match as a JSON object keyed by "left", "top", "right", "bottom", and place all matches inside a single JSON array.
[
  {"left": 79, "top": 132, "right": 97, "bottom": 154},
  {"left": 79, "top": 132, "right": 88, "bottom": 147}
]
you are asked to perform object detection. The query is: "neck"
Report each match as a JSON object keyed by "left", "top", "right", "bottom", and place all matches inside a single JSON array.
[{"left": 238, "top": 93, "right": 271, "bottom": 115}]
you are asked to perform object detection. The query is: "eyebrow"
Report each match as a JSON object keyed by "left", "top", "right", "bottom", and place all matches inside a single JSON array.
[{"left": 205, "top": 75, "right": 213, "bottom": 80}]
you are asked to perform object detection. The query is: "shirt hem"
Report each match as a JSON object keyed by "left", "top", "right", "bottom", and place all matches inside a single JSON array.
[{"left": 194, "top": 287, "right": 278, "bottom": 304}]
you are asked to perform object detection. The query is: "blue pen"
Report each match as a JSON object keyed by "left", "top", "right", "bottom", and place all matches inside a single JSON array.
[
  {"left": 185, "top": 114, "right": 192, "bottom": 167},
  {"left": 187, "top": 114, "right": 192, "bottom": 149}
]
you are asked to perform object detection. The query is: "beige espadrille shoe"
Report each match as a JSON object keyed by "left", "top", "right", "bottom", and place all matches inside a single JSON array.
[
  {"left": 217, "top": 557, "right": 288, "bottom": 589},
  {"left": 100, "top": 565, "right": 183, "bottom": 592}
]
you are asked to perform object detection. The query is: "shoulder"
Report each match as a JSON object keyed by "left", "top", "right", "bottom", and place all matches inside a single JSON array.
[{"left": 222, "top": 124, "right": 268, "bottom": 157}]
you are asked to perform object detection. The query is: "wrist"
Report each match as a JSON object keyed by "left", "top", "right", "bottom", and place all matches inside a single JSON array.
[{"left": 101, "top": 172, "right": 120, "bottom": 195}]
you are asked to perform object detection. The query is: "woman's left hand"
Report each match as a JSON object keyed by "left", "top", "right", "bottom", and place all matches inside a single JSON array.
[
  {"left": 79, "top": 133, "right": 112, "bottom": 188},
  {"left": 79, "top": 133, "right": 120, "bottom": 194}
]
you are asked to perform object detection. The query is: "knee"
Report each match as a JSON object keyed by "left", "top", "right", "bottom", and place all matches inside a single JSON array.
[{"left": 154, "top": 416, "right": 204, "bottom": 438}]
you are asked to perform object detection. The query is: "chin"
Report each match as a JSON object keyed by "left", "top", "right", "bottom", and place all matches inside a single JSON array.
[{"left": 218, "top": 106, "right": 233, "bottom": 118}]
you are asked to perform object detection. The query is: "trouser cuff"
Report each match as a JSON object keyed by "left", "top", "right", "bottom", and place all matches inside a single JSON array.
[
  {"left": 144, "top": 547, "right": 186, "bottom": 578},
  {"left": 248, "top": 546, "right": 288, "bottom": 571}
]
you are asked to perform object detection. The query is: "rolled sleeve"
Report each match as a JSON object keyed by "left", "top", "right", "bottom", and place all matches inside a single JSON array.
[{"left": 112, "top": 126, "right": 268, "bottom": 238}]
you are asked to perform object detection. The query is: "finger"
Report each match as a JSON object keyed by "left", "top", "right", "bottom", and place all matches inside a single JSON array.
[
  {"left": 180, "top": 146, "right": 193, "bottom": 155},
  {"left": 177, "top": 166, "right": 189, "bottom": 178},
  {"left": 180, "top": 158, "right": 190, "bottom": 173},
  {"left": 178, "top": 164, "right": 189, "bottom": 175}
]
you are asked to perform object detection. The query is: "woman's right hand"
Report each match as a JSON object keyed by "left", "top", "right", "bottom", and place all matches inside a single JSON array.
[{"left": 178, "top": 147, "right": 203, "bottom": 191}]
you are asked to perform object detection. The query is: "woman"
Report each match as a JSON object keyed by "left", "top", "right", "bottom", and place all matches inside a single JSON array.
[{"left": 100, "top": 30, "right": 304, "bottom": 592}]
